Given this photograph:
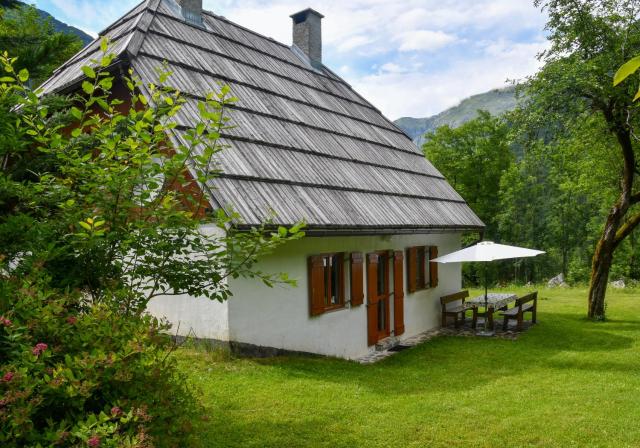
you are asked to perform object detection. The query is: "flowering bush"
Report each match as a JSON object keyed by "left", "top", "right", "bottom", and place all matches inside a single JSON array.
[{"left": 0, "top": 274, "right": 203, "bottom": 447}]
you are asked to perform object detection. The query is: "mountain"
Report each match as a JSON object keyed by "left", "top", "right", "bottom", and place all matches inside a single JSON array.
[
  {"left": 37, "top": 7, "right": 93, "bottom": 46},
  {"left": 2, "top": 1, "right": 93, "bottom": 46},
  {"left": 395, "top": 86, "right": 518, "bottom": 147}
]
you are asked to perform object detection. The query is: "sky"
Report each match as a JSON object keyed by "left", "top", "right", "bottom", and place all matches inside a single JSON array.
[{"left": 31, "top": 0, "right": 549, "bottom": 120}]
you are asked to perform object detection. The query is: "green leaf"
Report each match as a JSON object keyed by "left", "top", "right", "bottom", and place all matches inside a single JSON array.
[
  {"left": 82, "top": 66, "right": 96, "bottom": 79},
  {"left": 634, "top": 86, "right": 640, "bottom": 102},
  {"left": 17, "top": 69, "right": 29, "bottom": 83},
  {"left": 78, "top": 221, "right": 92, "bottom": 231},
  {"left": 99, "top": 78, "right": 113, "bottom": 90},
  {"left": 70, "top": 107, "right": 82, "bottom": 120},
  {"left": 71, "top": 128, "right": 82, "bottom": 138},
  {"left": 613, "top": 55, "right": 640, "bottom": 86},
  {"left": 0, "top": 76, "right": 15, "bottom": 83},
  {"left": 82, "top": 81, "right": 94, "bottom": 95},
  {"left": 100, "top": 37, "right": 109, "bottom": 53},
  {"left": 96, "top": 98, "right": 110, "bottom": 112}
]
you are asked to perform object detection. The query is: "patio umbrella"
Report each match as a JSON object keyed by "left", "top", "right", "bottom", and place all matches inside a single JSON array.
[{"left": 431, "top": 241, "right": 545, "bottom": 334}]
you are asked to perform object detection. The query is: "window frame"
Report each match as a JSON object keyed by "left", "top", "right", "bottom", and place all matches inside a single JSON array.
[
  {"left": 408, "top": 245, "right": 436, "bottom": 292},
  {"left": 314, "top": 252, "right": 347, "bottom": 313}
]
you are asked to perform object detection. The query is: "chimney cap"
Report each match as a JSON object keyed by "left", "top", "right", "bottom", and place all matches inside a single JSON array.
[{"left": 290, "top": 8, "right": 324, "bottom": 23}]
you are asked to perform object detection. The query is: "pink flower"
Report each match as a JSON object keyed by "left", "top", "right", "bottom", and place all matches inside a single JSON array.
[
  {"left": 2, "top": 372, "right": 14, "bottom": 382},
  {"left": 111, "top": 406, "right": 122, "bottom": 416},
  {"left": 87, "top": 436, "right": 101, "bottom": 447},
  {"left": 32, "top": 343, "right": 48, "bottom": 356},
  {"left": 0, "top": 317, "right": 11, "bottom": 327},
  {"left": 66, "top": 316, "right": 77, "bottom": 325}
]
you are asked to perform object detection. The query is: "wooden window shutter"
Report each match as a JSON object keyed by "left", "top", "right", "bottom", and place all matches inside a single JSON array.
[
  {"left": 366, "top": 253, "right": 379, "bottom": 346},
  {"left": 350, "top": 252, "right": 364, "bottom": 306},
  {"left": 308, "top": 256, "right": 325, "bottom": 316},
  {"left": 406, "top": 247, "right": 417, "bottom": 293},
  {"left": 429, "top": 246, "right": 439, "bottom": 288},
  {"left": 393, "top": 250, "right": 405, "bottom": 336}
]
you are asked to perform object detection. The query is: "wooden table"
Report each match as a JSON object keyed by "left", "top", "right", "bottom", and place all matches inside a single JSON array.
[{"left": 466, "top": 293, "right": 517, "bottom": 330}]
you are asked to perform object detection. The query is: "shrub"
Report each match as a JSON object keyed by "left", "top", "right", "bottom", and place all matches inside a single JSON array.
[
  {"left": 0, "top": 42, "right": 303, "bottom": 446},
  {"left": 0, "top": 274, "right": 202, "bottom": 447}
]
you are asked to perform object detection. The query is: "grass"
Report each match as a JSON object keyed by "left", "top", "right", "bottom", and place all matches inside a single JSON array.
[{"left": 176, "top": 287, "right": 640, "bottom": 447}]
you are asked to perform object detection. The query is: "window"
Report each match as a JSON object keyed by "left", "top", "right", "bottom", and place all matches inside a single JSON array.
[
  {"left": 325, "top": 254, "right": 342, "bottom": 306},
  {"left": 407, "top": 246, "right": 439, "bottom": 293},
  {"left": 308, "top": 253, "right": 346, "bottom": 315},
  {"left": 375, "top": 251, "right": 390, "bottom": 331},
  {"left": 377, "top": 252, "right": 388, "bottom": 296}
]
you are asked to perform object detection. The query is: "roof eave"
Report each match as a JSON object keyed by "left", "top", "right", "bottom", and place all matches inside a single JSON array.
[{"left": 234, "top": 224, "right": 485, "bottom": 237}]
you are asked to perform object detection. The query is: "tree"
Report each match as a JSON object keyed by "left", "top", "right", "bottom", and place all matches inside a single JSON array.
[
  {"left": 423, "top": 111, "right": 514, "bottom": 241},
  {"left": 498, "top": 114, "right": 617, "bottom": 282},
  {"left": 0, "top": 44, "right": 303, "bottom": 315},
  {"left": 528, "top": 0, "right": 640, "bottom": 319},
  {"left": 0, "top": 3, "right": 82, "bottom": 85}
]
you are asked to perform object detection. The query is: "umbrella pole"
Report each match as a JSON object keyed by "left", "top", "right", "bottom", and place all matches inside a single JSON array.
[{"left": 484, "top": 263, "right": 489, "bottom": 333}]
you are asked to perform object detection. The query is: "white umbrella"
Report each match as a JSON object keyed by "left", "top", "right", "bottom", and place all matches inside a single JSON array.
[
  {"left": 432, "top": 241, "right": 545, "bottom": 264},
  {"left": 431, "top": 241, "right": 545, "bottom": 334}
]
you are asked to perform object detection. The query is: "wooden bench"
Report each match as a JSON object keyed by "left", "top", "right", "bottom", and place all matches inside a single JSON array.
[
  {"left": 500, "top": 292, "right": 537, "bottom": 331},
  {"left": 440, "top": 291, "right": 469, "bottom": 328}
]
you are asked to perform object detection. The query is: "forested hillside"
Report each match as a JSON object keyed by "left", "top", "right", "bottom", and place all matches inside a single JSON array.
[
  {"left": 395, "top": 86, "right": 517, "bottom": 146},
  {"left": 1, "top": 1, "right": 92, "bottom": 45},
  {"left": 0, "top": 1, "right": 86, "bottom": 84}
]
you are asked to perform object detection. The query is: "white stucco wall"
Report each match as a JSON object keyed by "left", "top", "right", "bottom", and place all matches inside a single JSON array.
[
  {"left": 227, "top": 233, "right": 462, "bottom": 359},
  {"left": 146, "top": 224, "right": 230, "bottom": 341}
]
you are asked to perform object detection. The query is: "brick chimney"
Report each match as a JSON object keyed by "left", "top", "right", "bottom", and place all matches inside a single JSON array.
[
  {"left": 177, "top": 0, "right": 203, "bottom": 26},
  {"left": 290, "top": 8, "right": 324, "bottom": 69}
]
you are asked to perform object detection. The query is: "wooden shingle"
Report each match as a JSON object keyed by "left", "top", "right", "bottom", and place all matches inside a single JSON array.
[{"left": 39, "top": 0, "right": 484, "bottom": 233}]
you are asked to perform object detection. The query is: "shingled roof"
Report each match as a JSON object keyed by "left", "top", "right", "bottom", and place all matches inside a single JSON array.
[{"left": 40, "top": 0, "right": 484, "bottom": 235}]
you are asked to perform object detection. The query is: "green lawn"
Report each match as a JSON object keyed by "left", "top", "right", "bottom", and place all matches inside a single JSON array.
[{"left": 176, "top": 287, "right": 640, "bottom": 447}]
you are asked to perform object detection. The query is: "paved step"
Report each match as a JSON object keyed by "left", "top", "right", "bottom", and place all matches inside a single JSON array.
[{"left": 375, "top": 336, "right": 399, "bottom": 352}]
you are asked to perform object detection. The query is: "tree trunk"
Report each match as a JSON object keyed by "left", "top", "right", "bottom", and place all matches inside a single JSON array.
[
  {"left": 587, "top": 194, "right": 635, "bottom": 319},
  {"left": 587, "top": 232, "right": 616, "bottom": 319},
  {"left": 587, "top": 118, "right": 637, "bottom": 320}
]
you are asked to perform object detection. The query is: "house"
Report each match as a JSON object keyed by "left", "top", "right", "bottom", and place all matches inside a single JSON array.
[{"left": 40, "top": 0, "right": 483, "bottom": 360}]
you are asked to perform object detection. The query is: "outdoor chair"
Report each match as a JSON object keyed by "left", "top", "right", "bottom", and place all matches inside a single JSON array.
[
  {"left": 499, "top": 292, "right": 537, "bottom": 331},
  {"left": 440, "top": 291, "right": 469, "bottom": 328}
]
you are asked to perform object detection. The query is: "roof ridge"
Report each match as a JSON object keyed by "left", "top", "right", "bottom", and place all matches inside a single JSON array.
[
  {"left": 167, "top": 8, "right": 415, "bottom": 144},
  {"left": 202, "top": 10, "right": 291, "bottom": 51},
  {"left": 153, "top": 10, "right": 352, "bottom": 89},
  {"left": 145, "top": 29, "right": 374, "bottom": 111},
  {"left": 127, "top": 0, "right": 163, "bottom": 58},
  {"left": 97, "top": 0, "right": 148, "bottom": 36}
]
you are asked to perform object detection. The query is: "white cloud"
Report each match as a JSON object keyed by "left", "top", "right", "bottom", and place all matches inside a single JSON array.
[
  {"left": 395, "top": 30, "right": 457, "bottom": 52},
  {"left": 351, "top": 38, "right": 549, "bottom": 119},
  {"left": 337, "top": 35, "right": 375, "bottom": 52},
  {"left": 379, "top": 62, "right": 407, "bottom": 74},
  {"left": 35, "top": 0, "right": 549, "bottom": 120},
  {"left": 209, "top": 0, "right": 548, "bottom": 118}
]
